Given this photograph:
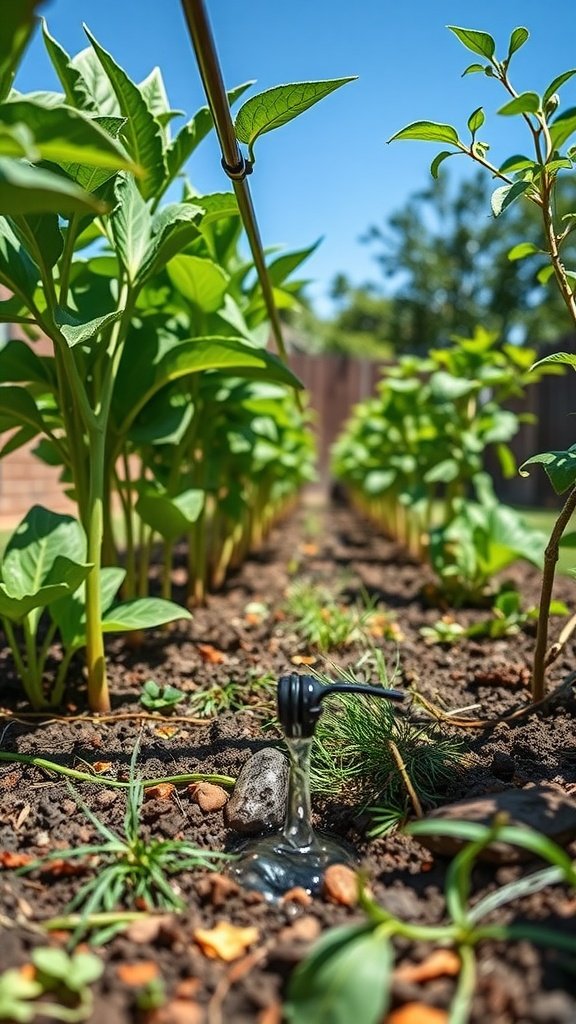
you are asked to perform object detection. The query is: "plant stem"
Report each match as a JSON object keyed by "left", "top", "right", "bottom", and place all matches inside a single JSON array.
[
  {"left": 0, "top": 751, "right": 236, "bottom": 788},
  {"left": 532, "top": 485, "right": 576, "bottom": 700},
  {"left": 84, "top": 423, "right": 108, "bottom": 712},
  {"left": 449, "top": 944, "right": 476, "bottom": 1024}
]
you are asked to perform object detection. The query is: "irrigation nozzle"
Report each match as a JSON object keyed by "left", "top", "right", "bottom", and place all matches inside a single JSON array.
[{"left": 277, "top": 672, "right": 406, "bottom": 738}]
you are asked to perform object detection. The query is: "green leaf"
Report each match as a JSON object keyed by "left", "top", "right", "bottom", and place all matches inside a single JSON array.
[
  {"left": 0, "top": 98, "right": 137, "bottom": 172},
  {"left": 0, "top": 339, "right": 52, "bottom": 385},
  {"left": 520, "top": 444, "right": 576, "bottom": 495},
  {"left": 0, "top": 215, "right": 39, "bottom": 303},
  {"left": 101, "top": 597, "right": 191, "bottom": 632},
  {"left": 430, "top": 150, "right": 455, "bottom": 178},
  {"left": 286, "top": 924, "right": 392, "bottom": 1024},
  {"left": 507, "top": 27, "right": 529, "bottom": 59},
  {"left": 136, "top": 489, "right": 204, "bottom": 542},
  {"left": 235, "top": 78, "right": 356, "bottom": 159},
  {"left": 550, "top": 107, "right": 576, "bottom": 149},
  {"left": 0, "top": 385, "right": 47, "bottom": 437},
  {"left": 498, "top": 92, "right": 540, "bottom": 116},
  {"left": 508, "top": 242, "right": 541, "bottom": 261},
  {"left": 389, "top": 121, "right": 461, "bottom": 146},
  {"left": 138, "top": 201, "right": 203, "bottom": 283},
  {"left": 0, "top": 0, "right": 43, "bottom": 101},
  {"left": 55, "top": 308, "right": 122, "bottom": 349},
  {"left": 0, "top": 968, "right": 42, "bottom": 1023},
  {"left": 138, "top": 67, "right": 170, "bottom": 119},
  {"left": 447, "top": 26, "right": 496, "bottom": 60},
  {"left": 2, "top": 507, "right": 86, "bottom": 596},
  {"left": 167, "top": 254, "right": 229, "bottom": 312},
  {"left": 543, "top": 70, "right": 576, "bottom": 107},
  {"left": 111, "top": 173, "right": 151, "bottom": 282},
  {"left": 58, "top": 115, "right": 127, "bottom": 193},
  {"left": 84, "top": 26, "right": 165, "bottom": 198},
  {"left": 0, "top": 158, "right": 106, "bottom": 215},
  {"left": 467, "top": 107, "right": 485, "bottom": 134},
  {"left": 499, "top": 154, "right": 534, "bottom": 173},
  {"left": 462, "top": 63, "right": 486, "bottom": 76},
  {"left": 69, "top": 46, "right": 118, "bottom": 115},
  {"left": 13, "top": 211, "right": 63, "bottom": 269},
  {"left": 491, "top": 180, "right": 530, "bottom": 217},
  {"left": 532, "top": 351, "right": 576, "bottom": 371},
  {"left": 41, "top": 21, "right": 91, "bottom": 108}
]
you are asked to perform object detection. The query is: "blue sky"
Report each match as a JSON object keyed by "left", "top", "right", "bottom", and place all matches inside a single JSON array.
[{"left": 16, "top": 0, "right": 576, "bottom": 312}]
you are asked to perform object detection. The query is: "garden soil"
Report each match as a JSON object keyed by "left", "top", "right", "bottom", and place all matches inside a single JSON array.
[{"left": 1, "top": 491, "right": 576, "bottom": 1023}]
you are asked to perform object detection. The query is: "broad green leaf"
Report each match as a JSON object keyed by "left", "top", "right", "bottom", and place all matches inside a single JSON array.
[
  {"left": 462, "top": 63, "right": 486, "bottom": 76},
  {"left": 520, "top": 444, "right": 576, "bottom": 494},
  {"left": 0, "top": 158, "right": 106, "bottom": 215},
  {"left": 136, "top": 489, "right": 205, "bottom": 542},
  {"left": 388, "top": 121, "right": 461, "bottom": 146},
  {"left": 424, "top": 458, "right": 460, "bottom": 483},
  {"left": 267, "top": 240, "right": 321, "bottom": 287},
  {"left": 0, "top": 0, "right": 43, "bottom": 101},
  {"left": 550, "top": 107, "right": 576, "bottom": 149},
  {"left": 2, "top": 507, "right": 86, "bottom": 599},
  {"left": 195, "top": 191, "right": 239, "bottom": 227},
  {"left": 41, "top": 21, "right": 91, "bottom": 108},
  {"left": 498, "top": 92, "right": 540, "bottom": 116},
  {"left": 235, "top": 78, "right": 356, "bottom": 159},
  {"left": 0, "top": 968, "right": 42, "bottom": 1022},
  {"left": 0, "top": 340, "right": 52, "bottom": 385},
  {"left": 499, "top": 154, "right": 534, "bottom": 173},
  {"left": 0, "top": 99, "right": 137, "bottom": 172},
  {"left": 491, "top": 180, "right": 531, "bottom": 217},
  {"left": 508, "top": 242, "right": 540, "bottom": 261},
  {"left": 467, "top": 107, "right": 485, "bottom": 134},
  {"left": 55, "top": 308, "right": 122, "bottom": 348},
  {"left": 447, "top": 26, "right": 496, "bottom": 60},
  {"left": 431, "top": 150, "right": 455, "bottom": 178},
  {"left": 111, "top": 173, "right": 152, "bottom": 282},
  {"left": 164, "top": 82, "right": 253, "bottom": 185},
  {"left": 69, "top": 46, "right": 118, "bottom": 114},
  {"left": 507, "top": 27, "right": 529, "bottom": 59},
  {"left": 101, "top": 597, "right": 191, "bottom": 632},
  {"left": 84, "top": 27, "right": 165, "bottom": 198},
  {"left": 114, "top": 336, "right": 303, "bottom": 435},
  {"left": 12, "top": 211, "right": 63, "bottom": 270},
  {"left": 138, "top": 67, "right": 170, "bottom": 119},
  {"left": 0, "top": 385, "right": 47, "bottom": 436},
  {"left": 532, "top": 351, "right": 576, "bottom": 371},
  {"left": 0, "top": 573, "right": 84, "bottom": 623},
  {"left": 50, "top": 566, "right": 126, "bottom": 649},
  {"left": 58, "top": 115, "right": 127, "bottom": 193},
  {"left": 0, "top": 123, "right": 39, "bottom": 160},
  {"left": 363, "top": 470, "right": 395, "bottom": 495},
  {"left": 430, "top": 371, "right": 478, "bottom": 401},
  {"left": 167, "top": 254, "right": 229, "bottom": 312},
  {"left": 0, "top": 215, "right": 39, "bottom": 303},
  {"left": 286, "top": 924, "right": 392, "bottom": 1024},
  {"left": 543, "top": 70, "right": 576, "bottom": 107},
  {"left": 138, "top": 201, "right": 203, "bottom": 283}
]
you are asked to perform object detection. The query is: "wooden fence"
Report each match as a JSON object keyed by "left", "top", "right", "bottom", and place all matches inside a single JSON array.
[{"left": 1, "top": 343, "right": 574, "bottom": 524}]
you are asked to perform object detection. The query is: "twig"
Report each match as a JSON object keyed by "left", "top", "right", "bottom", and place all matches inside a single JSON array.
[
  {"left": 388, "top": 738, "right": 423, "bottom": 817},
  {"left": 545, "top": 610, "right": 576, "bottom": 668},
  {"left": 0, "top": 708, "right": 215, "bottom": 727}
]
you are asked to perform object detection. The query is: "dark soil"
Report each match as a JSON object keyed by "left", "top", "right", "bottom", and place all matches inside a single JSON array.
[{"left": 1, "top": 491, "right": 576, "bottom": 1024}]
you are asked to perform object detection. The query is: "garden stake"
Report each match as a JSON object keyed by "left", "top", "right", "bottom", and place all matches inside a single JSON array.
[{"left": 179, "top": 0, "right": 295, "bottom": 382}]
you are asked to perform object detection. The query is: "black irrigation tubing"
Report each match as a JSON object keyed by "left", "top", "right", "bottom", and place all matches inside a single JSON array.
[
  {"left": 0, "top": 751, "right": 235, "bottom": 789},
  {"left": 180, "top": 0, "right": 291, "bottom": 371}
]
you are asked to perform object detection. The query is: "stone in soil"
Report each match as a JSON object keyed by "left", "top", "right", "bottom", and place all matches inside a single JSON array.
[
  {"left": 225, "top": 747, "right": 289, "bottom": 834},
  {"left": 415, "top": 785, "right": 576, "bottom": 861}
]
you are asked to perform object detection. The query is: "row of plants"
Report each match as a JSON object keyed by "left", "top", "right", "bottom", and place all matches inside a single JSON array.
[
  {"left": 0, "top": 9, "right": 351, "bottom": 712},
  {"left": 335, "top": 21, "right": 576, "bottom": 703}
]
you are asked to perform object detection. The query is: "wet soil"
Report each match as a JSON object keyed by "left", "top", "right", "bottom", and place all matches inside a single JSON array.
[{"left": 1, "top": 492, "right": 576, "bottom": 1023}]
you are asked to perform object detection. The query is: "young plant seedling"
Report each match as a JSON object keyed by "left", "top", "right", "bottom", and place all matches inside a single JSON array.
[
  {"left": 139, "top": 679, "right": 185, "bottom": 712},
  {"left": 0, "top": 948, "right": 103, "bottom": 1023}
]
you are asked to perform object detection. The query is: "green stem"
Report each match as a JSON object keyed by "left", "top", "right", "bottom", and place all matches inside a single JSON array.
[
  {"left": 121, "top": 449, "right": 136, "bottom": 597},
  {"left": 84, "top": 423, "right": 108, "bottom": 712},
  {"left": 0, "top": 751, "right": 235, "bottom": 788},
  {"left": 2, "top": 618, "right": 42, "bottom": 708},
  {"left": 58, "top": 215, "right": 81, "bottom": 307},
  {"left": 50, "top": 647, "right": 78, "bottom": 708},
  {"left": 532, "top": 484, "right": 576, "bottom": 701},
  {"left": 449, "top": 944, "right": 476, "bottom": 1024},
  {"left": 162, "top": 540, "right": 174, "bottom": 600}
]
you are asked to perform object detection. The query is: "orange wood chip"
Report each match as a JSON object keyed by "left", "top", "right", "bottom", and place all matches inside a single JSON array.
[
  {"left": 116, "top": 960, "right": 160, "bottom": 986},
  {"left": 91, "top": 762, "right": 113, "bottom": 774},
  {"left": 144, "top": 783, "right": 175, "bottom": 801},
  {"left": 386, "top": 1004, "right": 449, "bottom": 1024},
  {"left": 290, "top": 654, "right": 317, "bottom": 666},
  {"left": 197, "top": 643, "right": 226, "bottom": 664},
  {"left": 194, "top": 921, "right": 259, "bottom": 961},
  {"left": 258, "top": 1005, "right": 283, "bottom": 1024},
  {"left": 395, "top": 949, "right": 460, "bottom": 984},
  {"left": 125, "top": 915, "right": 174, "bottom": 944},
  {"left": 0, "top": 851, "right": 33, "bottom": 868},
  {"left": 281, "top": 886, "right": 313, "bottom": 907},
  {"left": 149, "top": 999, "right": 203, "bottom": 1024},
  {"left": 322, "top": 864, "right": 359, "bottom": 906}
]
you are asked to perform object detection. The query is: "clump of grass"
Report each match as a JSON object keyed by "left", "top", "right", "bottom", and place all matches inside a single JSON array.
[
  {"left": 310, "top": 652, "right": 465, "bottom": 835},
  {"left": 284, "top": 580, "right": 398, "bottom": 653},
  {"left": 20, "top": 743, "right": 228, "bottom": 938},
  {"left": 189, "top": 671, "right": 276, "bottom": 719}
]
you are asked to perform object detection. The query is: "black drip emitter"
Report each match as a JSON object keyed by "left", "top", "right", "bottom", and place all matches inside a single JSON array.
[{"left": 277, "top": 672, "right": 406, "bottom": 738}]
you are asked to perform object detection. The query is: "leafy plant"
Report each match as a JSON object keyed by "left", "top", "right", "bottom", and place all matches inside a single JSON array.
[
  {"left": 421, "top": 591, "right": 568, "bottom": 645},
  {"left": 139, "top": 679, "right": 185, "bottom": 711},
  {"left": 18, "top": 743, "right": 228, "bottom": 939},
  {"left": 285, "top": 817, "right": 576, "bottom": 1024},
  {"left": 284, "top": 580, "right": 389, "bottom": 653},
  {"left": 310, "top": 654, "right": 465, "bottom": 830},
  {"left": 0, "top": 948, "right": 102, "bottom": 1023},
  {"left": 389, "top": 24, "right": 576, "bottom": 697}
]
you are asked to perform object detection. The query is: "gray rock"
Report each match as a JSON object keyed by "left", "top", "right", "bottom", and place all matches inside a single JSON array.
[
  {"left": 415, "top": 786, "right": 576, "bottom": 863},
  {"left": 225, "top": 747, "right": 289, "bottom": 834}
]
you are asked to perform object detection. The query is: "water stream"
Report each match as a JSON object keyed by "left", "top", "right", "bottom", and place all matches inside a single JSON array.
[{"left": 230, "top": 737, "right": 354, "bottom": 901}]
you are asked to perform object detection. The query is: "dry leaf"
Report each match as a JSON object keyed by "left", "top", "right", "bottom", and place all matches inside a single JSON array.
[
  {"left": 323, "top": 864, "right": 359, "bottom": 906},
  {"left": 144, "top": 783, "right": 175, "bottom": 802},
  {"left": 194, "top": 921, "right": 259, "bottom": 961},
  {"left": 197, "top": 643, "right": 226, "bottom": 664},
  {"left": 395, "top": 950, "right": 460, "bottom": 984},
  {"left": 386, "top": 1004, "right": 449, "bottom": 1024},
  {"left": 154, "top": 724, "right": 180, "bottom": 739},
  {"left": 196, "top": 873, "right": 239, "bottom": 907},
  {"left": 290, "top": 654, "right": 317, "bottom": 666},
  {"left": 281, "top": 887, "right": 312, "bottom": 907},
  {"left": 125, "top": 914, "right": 175, "bottom": 945},
  {"left": 278, "top": 916, "right": 321, "bottom": 945},
  {"left": 116, "top": 961, "right": 160, "bottom": 986},
  {"left": 258, "top": 1005, "right": 283, "bottom": 1024},
  {"left": 41, "top": 859, "right": 89, "bottom": 878},
  {"left": 0, "top": 851, "right": 33, "bottom": 868},
  {"left": 92, "top": 761, "right": 113, "bottom": 774},
  {"left": 188, "top": 782, "right": 228, "bottom": 813},
  {"left": 14, "top": 803, "right": 31, "bottom": 831}
]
